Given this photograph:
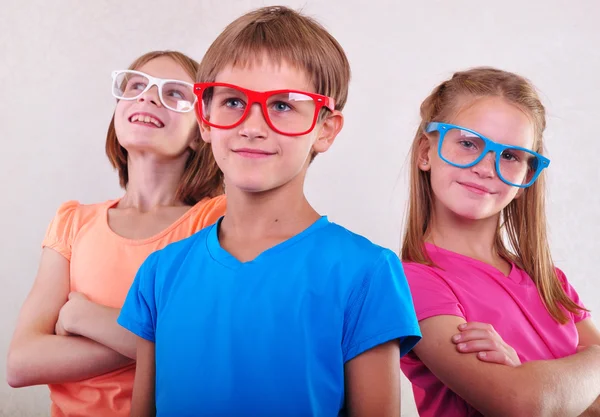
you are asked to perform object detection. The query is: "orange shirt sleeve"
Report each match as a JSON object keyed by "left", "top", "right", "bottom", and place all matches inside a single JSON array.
[{"left": 41, "top": 200, "right": 81, "bottom": 261}]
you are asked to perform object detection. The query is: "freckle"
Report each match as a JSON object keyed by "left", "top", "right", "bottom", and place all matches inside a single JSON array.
[{"left": 274, "top": 219, "right": 279, "bottom": 222}]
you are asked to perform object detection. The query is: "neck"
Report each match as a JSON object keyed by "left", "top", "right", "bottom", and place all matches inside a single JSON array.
[
  {"left": 427, "top": 202, "right": 501, "bottom": 263},
  {"left": 118, "top": 151, "right": 189, "bottom": 211},
  {"left": 220, "top": 172, "right": 319, "bottom": 240}
]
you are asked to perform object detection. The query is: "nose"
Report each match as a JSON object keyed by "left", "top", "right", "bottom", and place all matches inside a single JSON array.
[
  {"left": 137, "top": 85, "right": 162, "bottom": 108},
  {"left": 238, "top": 103, "right": 269, "bottom": 140},
  {"left": 471, "top": 151, "right": 496, "bottom": 178}
]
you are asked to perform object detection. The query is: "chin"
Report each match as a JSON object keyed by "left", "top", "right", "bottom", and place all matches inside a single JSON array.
[{"left": 452, "top": 207, "right": 499, "bottom": 221}]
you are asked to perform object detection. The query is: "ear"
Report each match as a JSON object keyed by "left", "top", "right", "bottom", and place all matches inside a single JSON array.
[
  {"left": 189, "top": 133, "right": 200, "bottom": 151},
  {"left": 198, "top": 120, "right": 212, "bottom": 144},
  {"left": 311, "top": 111, "right": 344, "bottom": 155},
  {"left": 418, "top": 133, "right": 432, "bottom": 172}
]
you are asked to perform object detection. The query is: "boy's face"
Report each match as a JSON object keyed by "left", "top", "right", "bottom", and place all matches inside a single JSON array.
[{"left": 199, "top": 58, "right": 343, "bottom": 194}]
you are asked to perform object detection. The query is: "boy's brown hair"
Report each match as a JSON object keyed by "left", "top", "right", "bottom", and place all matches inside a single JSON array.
[{"left": 197, "top": 6, "right": 351, "bottom": 113}]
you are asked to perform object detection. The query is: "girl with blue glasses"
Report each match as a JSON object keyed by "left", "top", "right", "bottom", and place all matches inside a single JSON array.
[{"left": 399, "top": 67, "right": 600, "bottom": 417}]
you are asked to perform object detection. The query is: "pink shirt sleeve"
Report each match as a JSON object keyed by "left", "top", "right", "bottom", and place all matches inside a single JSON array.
[
  {"left": 403, "top": 262, "right": 466, "bottom": 322},
  {"left": 555, "top": 267, "right": 592, "bottom": 323}
]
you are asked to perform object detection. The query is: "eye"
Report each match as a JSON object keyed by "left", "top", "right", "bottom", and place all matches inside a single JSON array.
[
  {"left": 501, "top": 150, "right": 519, "bottom": 161},
  {"left": 271, "top": 101, "right": 292, "bottom": 112},
  {"left": 223, "top": 98, "right": 245, "bottom": 109},
  {"left": 165, "top": 89, "right": 185, "bottom": 99},
  {"left": 459, "top": 140, "right": 477, "bottom": 149},
  {"left": 127, "top": 81, "right": 147, "bottom": 91}
]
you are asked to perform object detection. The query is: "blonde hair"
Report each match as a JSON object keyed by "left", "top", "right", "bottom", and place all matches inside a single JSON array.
[
  {"left": 401, "top": 67, "right": 586, "bottom": 324},
  {"left": 105, "top": 50, "right": 223, "bottom": 205}
]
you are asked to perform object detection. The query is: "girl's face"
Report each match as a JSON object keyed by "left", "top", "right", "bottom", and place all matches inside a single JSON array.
[
  {"left": 420, "top": 96, "right": 536, "bottom": 221},
  {"left": 113, "top": 56, "right": 198, "bottom": 160}
]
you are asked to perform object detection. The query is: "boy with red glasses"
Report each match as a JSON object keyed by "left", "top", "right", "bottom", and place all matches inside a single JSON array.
[{"left": 119, "top": 6, "right": 421, "bottom": 416}]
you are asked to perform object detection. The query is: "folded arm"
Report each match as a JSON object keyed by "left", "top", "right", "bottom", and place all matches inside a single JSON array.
[
  {"left": 7, "top": 248, "right": 133, "bottom": 387},
  {"left": 415, "top": 315, "right": 600, "bottom": 417}
]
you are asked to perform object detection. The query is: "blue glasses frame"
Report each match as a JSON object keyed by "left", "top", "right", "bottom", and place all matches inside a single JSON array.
[{"left": 425, "top": 122, "right": 550, "bottom": 188}]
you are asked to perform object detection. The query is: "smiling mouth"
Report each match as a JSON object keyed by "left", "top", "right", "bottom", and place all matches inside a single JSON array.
[
  {"left": 129, "top": 113, "right": 164, "bottom": 128},
  {"left": 233, "top": 148, "right": 275, "bottom": 158},
  {"left": 458, "top": 182, "right": 494, "bottom": 195}
]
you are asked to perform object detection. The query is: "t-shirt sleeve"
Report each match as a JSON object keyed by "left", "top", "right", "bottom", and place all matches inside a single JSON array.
[
  {"left": 118, "top": 252, "right": 160, "bottom": 342},
  {"left": 342, "top": 249, "right": 422, "bottom": 362},
  {"left": 41, "top": 200, "right": 80, "bottom": 261},
  {"left": 556, "top": 267, "right": 591, "bottom": 323},
  {"left": 403, "top": 262, "right": 466, "bottom": 322}
]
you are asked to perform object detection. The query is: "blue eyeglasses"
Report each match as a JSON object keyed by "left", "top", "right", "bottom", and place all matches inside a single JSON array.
[{"left": 425, "top": 122, "right": 550, "bottom": 188}]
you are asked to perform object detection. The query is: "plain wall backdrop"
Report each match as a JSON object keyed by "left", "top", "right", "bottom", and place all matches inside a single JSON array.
[{"left": 1, "top": 1, "right": 598, "bottom": 416}]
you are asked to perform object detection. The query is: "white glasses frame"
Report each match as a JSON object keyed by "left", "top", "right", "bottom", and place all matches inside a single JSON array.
[{"left": 111, "top": 70, "right": 197, "bottom": 113}]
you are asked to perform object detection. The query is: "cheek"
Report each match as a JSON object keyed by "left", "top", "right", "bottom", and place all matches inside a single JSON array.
[
  {"left": 499, "top": 184, "right": 520, "bottom": 201},
  {"left": 113, "top": 106, "right": 129, "bottom": 138},
  {"left": 284, "top": 134, "right": 316, "bottom": 158},
  {"left": 429, "top": 161, "right": 457, "bottom": 185}
]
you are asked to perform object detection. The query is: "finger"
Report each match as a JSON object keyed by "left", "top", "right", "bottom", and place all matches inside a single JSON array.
[
  {"left": 452, "top": 329, "right": 498, "bottom": 344},
  {"left": 577, "top": 345, "right": 587, "bottom": 353},
  {"left": 458, "top": 322, "right": 496, "bottom": 332},
  {"left": 455, "top": 339, "right": 500, "bottom": 354},
  {"left": 476, "top": 351, "right": 516, "bottom": 366}
]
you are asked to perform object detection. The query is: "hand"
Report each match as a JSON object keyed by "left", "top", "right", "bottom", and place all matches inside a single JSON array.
[
  {"left": 55, "top": 292, "right": 90, "bottom": 336},
  {"left": 452, "top": 322, "right": 521, "bottom": 366}
]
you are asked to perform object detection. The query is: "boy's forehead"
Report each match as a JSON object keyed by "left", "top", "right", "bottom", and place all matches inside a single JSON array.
[{"left": 214, "top": 56, "right": 315, "bottom": 93}]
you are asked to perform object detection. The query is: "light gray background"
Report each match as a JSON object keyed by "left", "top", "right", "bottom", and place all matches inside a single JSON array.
[{"left": 1, "top": 1, "right": 598, "bottom": 416}]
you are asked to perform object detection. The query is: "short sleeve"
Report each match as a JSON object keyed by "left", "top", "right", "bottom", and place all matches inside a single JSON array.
[
  {"left": 118, "top": 252, "right": 159, "bottom": 342},
  {"left": 342, "top": 249, "right": 422, "bottom": 362},
  {"left": 41, "top": 200, "right": 80, "bottom": 261},
  {"left": 195, "top": 195, "right": 227, "bottom": 230},
  {"left": 403, "top": 262, "right": 466, "bottom": 322},
  {"left": 555, "top": 267, "right": 591, "bottom": 323}
]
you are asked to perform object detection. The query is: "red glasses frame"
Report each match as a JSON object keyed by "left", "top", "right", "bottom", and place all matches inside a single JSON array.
[{"left": 193, "top": 82, "right": 336, "bottom": 136}]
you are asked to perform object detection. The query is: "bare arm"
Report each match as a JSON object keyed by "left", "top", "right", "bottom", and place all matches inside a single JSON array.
[
  {"left": 415, "top": 315, "right": 600, "bottom": 417},
  {"left": 130, "top": 337, "right": 156, "bottom": 417},
  {"left": 60, "top": 292, "right": 138, "bottom": 359},
  {"left": 344, "top": 341, "right": 400, "bottom": 417},
  {"left": 6, "top": 248, "right": 133, "bottom": 387},
  {"left": 577, "top": 318, "right": 600, "bottom": 347},
  {"left": 577, "top": 319, "right": 600, "bottom": 417}
]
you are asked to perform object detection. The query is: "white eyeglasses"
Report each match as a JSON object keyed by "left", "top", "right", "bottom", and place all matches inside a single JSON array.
[{"left": 111, "top": 70, "right": 197, "bottom": 113}]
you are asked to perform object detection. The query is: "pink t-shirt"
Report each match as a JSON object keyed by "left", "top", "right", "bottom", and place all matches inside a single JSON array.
[{"left": 400, "top": 243, "right": 591, "bottom": 417}]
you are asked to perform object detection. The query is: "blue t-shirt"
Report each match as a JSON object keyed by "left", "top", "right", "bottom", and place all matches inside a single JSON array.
[{"left": 118, "top": 216, "right": 421, "bottom": 416}]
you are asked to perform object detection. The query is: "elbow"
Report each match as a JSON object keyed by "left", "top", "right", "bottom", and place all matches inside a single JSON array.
[
  {"left": 6, "top": 350, "right": 30, "bottom": 388},
  {"left": 6, "top": 343, "right": 42, "bottom": 388},
  {"left": 502, "top": 380, "right": 560, "bottom": 417}
]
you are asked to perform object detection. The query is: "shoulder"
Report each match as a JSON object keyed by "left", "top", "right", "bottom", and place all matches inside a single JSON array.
[
  {"left": 152, "top": 223, "right": 214, "bottom": 266},
  {"left": 403, "top": 260, "right": 449, "bottom": 282},
  {"left": 188, "top": 195, "right": 227, "bottom": 229},
  {"left": 43, "top": 199, "right": 117, "bottom": 258},
  {"left": 317, "top": 223, "right": 408, "bottom": 292},
  {"left": 320, "top": 222, "right": 393, "bottom": 264},
  {"left": 402, "top": 259, "right": 460, "bottom": 293},
  {"left": 53, "top": 198, "right": 117, "bottom": 219},
  {"left": 45, "top": 199, "right": 115, "bottom": 236}
]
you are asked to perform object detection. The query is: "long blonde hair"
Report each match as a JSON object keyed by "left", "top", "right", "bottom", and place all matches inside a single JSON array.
[{"left": 401, "top": 67, "right": 586, "bottom": 324}]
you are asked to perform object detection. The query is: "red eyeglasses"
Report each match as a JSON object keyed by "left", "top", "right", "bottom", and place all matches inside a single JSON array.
[{"left": 193, "top": 82, "right": 336, "bottom": 136}]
